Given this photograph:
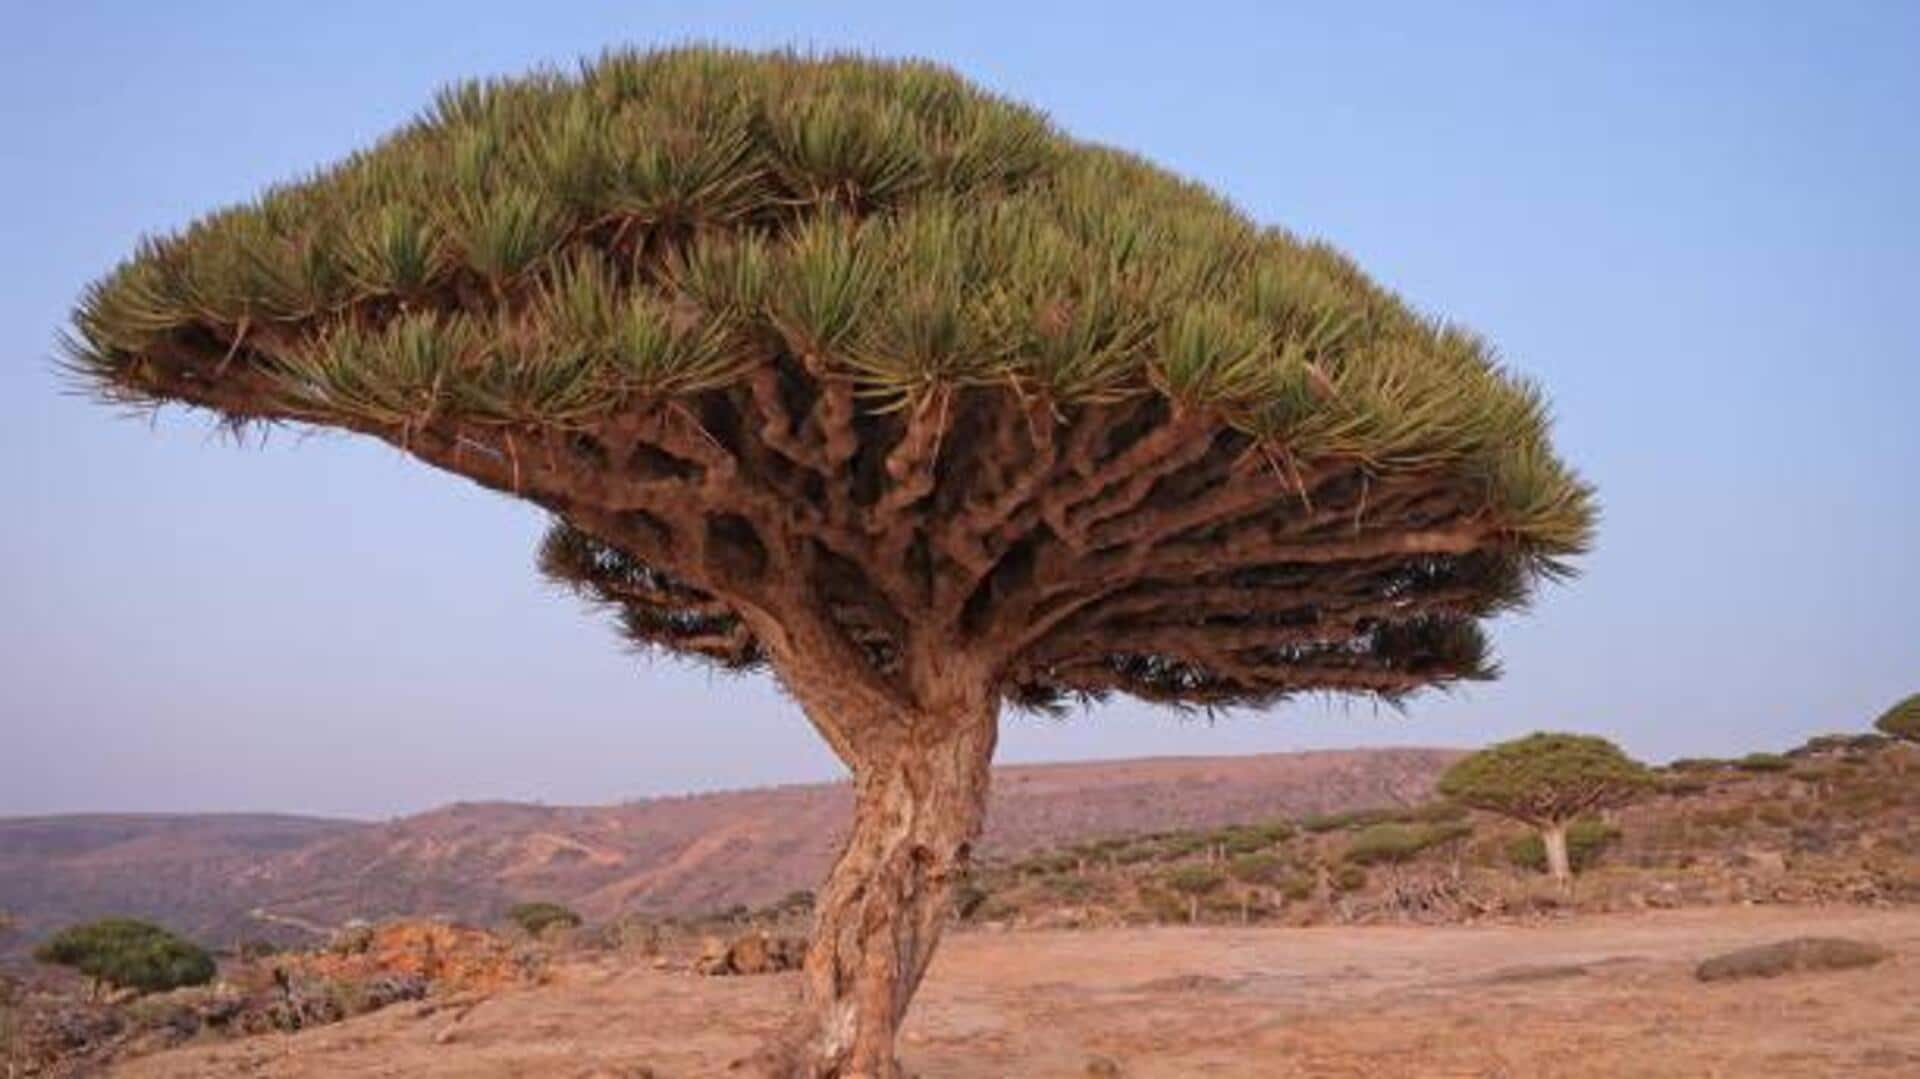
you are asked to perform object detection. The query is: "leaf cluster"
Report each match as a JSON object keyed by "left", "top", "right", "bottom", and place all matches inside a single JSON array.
[
  {"left": 505, "top": 901, "right": 583, "bottom": 936},
  {"left": 66, "top": 46, "right": 1591, "bottom": 560},
  {"left": 1437, "top": 732, "right": 1653, "bottom": 825},
  {"left": 1875, "top": 694, "right": 1920, "bottom": 743},
  {"left": 1342, "top": 821, "right": 1473, "bottom": 866}
]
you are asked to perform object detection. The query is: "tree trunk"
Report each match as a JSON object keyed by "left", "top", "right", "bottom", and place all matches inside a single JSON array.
[
  {"left": 1541, "top": 822, "right": 1573, "bottom": 891},
  {"left": 762, "top": 681, "right": 998, "bottom": 1078}
]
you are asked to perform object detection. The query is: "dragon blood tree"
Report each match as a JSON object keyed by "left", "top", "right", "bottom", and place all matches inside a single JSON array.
[
  {"left": 1438, "top": 733, "right": 1650, "bottom": 889},
  {"left": 66, "top": 49, "right": 1593, "bottom": 1076},
  {"left": 1874, "top": 693, "right": 1920, "bottom": 743}
]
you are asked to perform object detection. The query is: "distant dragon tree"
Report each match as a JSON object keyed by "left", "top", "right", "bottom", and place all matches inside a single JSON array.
[{"left": 66, "top": 48, "right": 1592, "bottom": 1077}]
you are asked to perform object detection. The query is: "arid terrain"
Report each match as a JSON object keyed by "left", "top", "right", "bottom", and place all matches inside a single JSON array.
[
  {"left": 6, "top": 738, "right": 1918, "bottom": 1076},
  {"left": 110, "top": 906, "right": 1920, "bottom": 1078},
  {"left": 0, "top": 748, "right": 1456, "bottom": 948}
]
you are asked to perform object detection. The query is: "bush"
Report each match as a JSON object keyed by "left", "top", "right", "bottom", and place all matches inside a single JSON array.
[
  {"left": 1252, "top": 821, "right": 1296, "bottom": 844},
  {"left": 1332, "top": 865, "right": 1368, "bottom": 893},
  {"left": 505, "top": 901, "right": 583, "bottom": 936},
  {"left": 1155, "top": 835, "right": 1208, "bottom": 860},
  {"left": 1213, "top": 827, "right": 1272, "bottom": 855},
  {"left": 1228, "top": 852, "right": 1284, "bottom": 884},
  {"left": 1162, "top": 864, "right": 1226, "bottom": 896},
  {"left": 1399, "top": 801, "right": 1470, "bottom": 824},
  {"left": 1280, "top": 874, "right": 1317, "bottom": 902},
  {"left": 1343, "top": 822, "right": 1471, "bottom": 866},
  {"left": 33, "top": 918, "right": 215, "bottom": 995},
  {"left": 1874, "top": 694, "right": 1920, "bottom": 743},
  {"left": 1666, "top": 758, "right": 1727, "bottom": 773},
  {"left": 1041, "top": 874, "right": 1097, "bottom": 901},
  {"left": 1735, "top": 753, "right": 1791, "bottom": 773},
  {"left": 1014, "top": 852, "right": 1078, "bottom": 875},
  {"left": 1505, "top": 819, "right": 1621, "bottom": 874}
]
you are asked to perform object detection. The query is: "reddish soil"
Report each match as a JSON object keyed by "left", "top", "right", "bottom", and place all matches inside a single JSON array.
[{"left": 113, "top": 906, "right": 1920, "bottom": 1077}]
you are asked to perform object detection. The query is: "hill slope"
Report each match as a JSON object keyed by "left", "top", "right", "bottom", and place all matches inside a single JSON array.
[{"left": 0, "top": 747, "right": 1457, "bottom": 947}]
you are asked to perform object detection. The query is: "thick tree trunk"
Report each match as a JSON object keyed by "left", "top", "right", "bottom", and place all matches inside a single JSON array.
[
  {"left": 1541, "top": 822, "right": 1573, "bottom": 890},
  {"left": 754, "top": 672, "right": 997, "bottom": 1078}
]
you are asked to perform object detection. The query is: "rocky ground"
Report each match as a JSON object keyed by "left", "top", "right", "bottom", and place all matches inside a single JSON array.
[{"left": 108, "top": 907, "right": 1920, "bottom": 1078}]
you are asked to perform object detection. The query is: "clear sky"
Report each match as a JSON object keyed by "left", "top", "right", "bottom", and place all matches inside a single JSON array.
[{"left": 3, "top": 2, "right": 1915, "bottom": 818}]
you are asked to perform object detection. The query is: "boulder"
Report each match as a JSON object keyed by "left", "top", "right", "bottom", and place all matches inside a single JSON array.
[
  {"left": 1696, "top": 937, "right": 1891, "bottom": 982},
  {"left": 694, "top": 931, "right": 806, "bottom": 976}
]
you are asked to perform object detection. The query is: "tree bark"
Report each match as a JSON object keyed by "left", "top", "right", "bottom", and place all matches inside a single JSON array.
[
  {"left": 755, "top": 654, "right": 999, "bottom": 1078},
  {"left": 1541, "top": 822, "right": 1573, "bottom": 891}
]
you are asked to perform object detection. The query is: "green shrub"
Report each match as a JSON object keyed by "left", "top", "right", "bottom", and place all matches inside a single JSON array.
[
  {"left": 1505, "top": 819, "right": 1621, "bottom": 874},
  {"left": 1300, "top": 809, "right": 1380, "bottom": 833},
  {"left": 1213, "top": 827, "right": 1272, "bottom": 855},
  {"left": 1735, "top": 753, "right": 1791, "bottom": 773},
  {"left": 506, "top": 901, "right": 583, "bottom": 936},
  {"left": 1398, "top": 801, "right": 1470, "bottom": 824},
  {"left": 1667, "top": 758, "right": 1727, "bottom": 773},
  {"left": 1041, "top": 874, "right": 1097, "bottom": 901},
  {"left": 1162, "top": 864, "right": 1226, "bottom": 896},
  {"left": 1252, "top": 821, "right": 1296, "bottom": 844},
  {"left": 1014, "top": 852, "right": 1078, "bottom": 876},
  {"left": 1114, "top": 844, "right": 1159, "bottom": 866},
  {"left": 1280, "top": 874, "right": 1317, "bottom": 902},
  {"left": 1874, "top": 694, "right": 1920, "bottom": 743},
  {"left": 1343, "top": 822, "right": 1471, "bottom": 866},
  {"left": 1332, "top": 865, "right": 1368, "bottom": 892},
  {"left": 1228, "top": 852, "right": 1284, "bottom": 884},
  {"left": 33, "top": 918, "right": 215, "bottom": 995},
  {"left": 1156, "top": 835, "right": 1209, "bottom": 860}
]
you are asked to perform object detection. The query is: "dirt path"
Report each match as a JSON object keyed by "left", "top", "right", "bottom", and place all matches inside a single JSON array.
[{"left": 116, "top": 907, "right": 1920, "bottom": 1077}]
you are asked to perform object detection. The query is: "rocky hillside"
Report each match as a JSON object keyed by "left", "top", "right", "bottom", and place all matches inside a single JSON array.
[
  {"left": 948, "top": 735, "right": 1920, "bottom": 931},
  {"left": 0, "top": 747, "right": 1457, "bottom": 949}
]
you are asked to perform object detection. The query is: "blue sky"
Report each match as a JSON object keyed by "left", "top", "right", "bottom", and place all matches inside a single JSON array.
[{"left": 3, "top": 2, "right": 1915, "bottom": 817}]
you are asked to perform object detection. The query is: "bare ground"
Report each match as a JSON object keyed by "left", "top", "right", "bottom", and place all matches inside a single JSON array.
[{"left": 115, "top": 907, "right": 1920, "bottom": 1078}]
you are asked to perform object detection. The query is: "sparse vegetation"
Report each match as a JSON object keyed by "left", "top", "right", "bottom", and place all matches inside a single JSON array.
[
  {"left": 1734, "top": 752, "right": 1791, "bottom": 773},
  {"left": 33, "top": 919, "right": 216, "bottom": 997}
]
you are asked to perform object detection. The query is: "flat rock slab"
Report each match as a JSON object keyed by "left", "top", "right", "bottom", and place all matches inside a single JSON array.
[{"left": 1696, "top": 936, "right": 1892, "bottom": 982}]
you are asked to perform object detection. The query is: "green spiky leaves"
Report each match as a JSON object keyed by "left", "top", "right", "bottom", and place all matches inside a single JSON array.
[{"left": 66, "top": 45, "right": 1593, "bottom": 575}]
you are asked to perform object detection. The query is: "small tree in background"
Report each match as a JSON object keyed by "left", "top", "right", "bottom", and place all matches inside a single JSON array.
[
  {"left": 506, "top": 901, "right": 583, "bottom": 937},
  {"left": 1439, "top": 733, "right": 1652, "bottom": 889},
  {"left": 64, "top": 48, "right": 1594, "bottom": 1075},
  {"left": 1162, "top": 864, "right": 1227, "bottom": 923},
  {"left": 33, "top": 918, "right": 215, "bottom": 997},
  {"left": 1875, "top": 694, "right": 1920, "bottom": 743}
]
